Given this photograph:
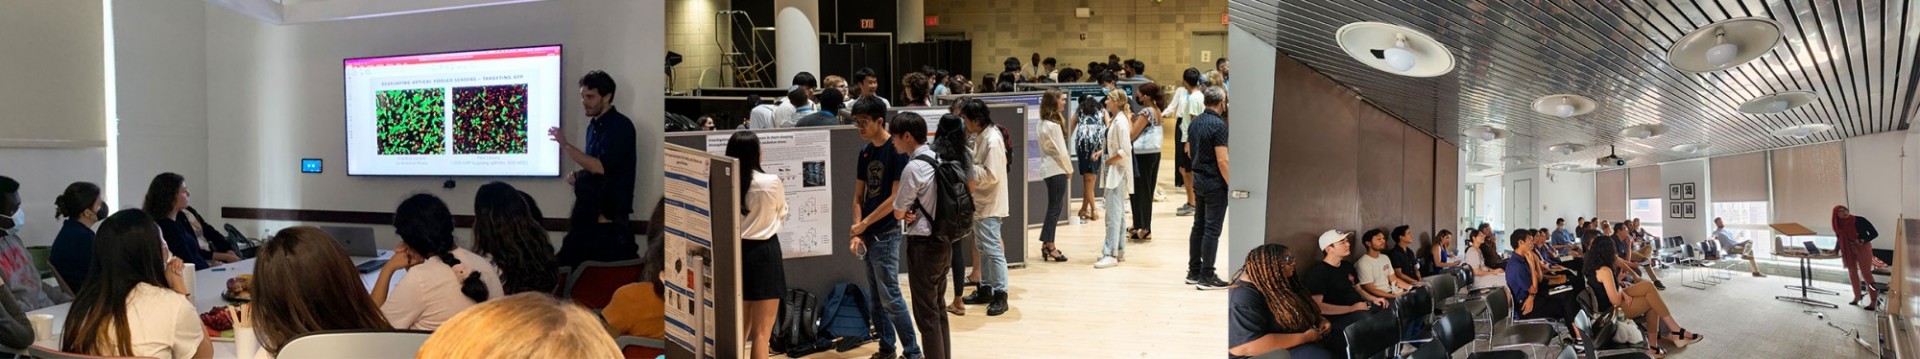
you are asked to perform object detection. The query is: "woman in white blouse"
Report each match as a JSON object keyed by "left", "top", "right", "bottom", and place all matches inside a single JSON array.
[
  {"left": 1094, "top": 88, "right": 1134, "bottom": 269},
  {"left": 728, "top": 131, "right": 790, "bottom": 359},
  {"left": 372, "top": 194, "right": 505, "bottom": 331},
  {"left": 62, "top": 209, "right": 211, "bottom": 359},
  {"left": 1163, "top": 69, "right": 1206, "bottom": 216},
  {"left": 1035, "top": 89, "right": 1075, "bottom": 262}
]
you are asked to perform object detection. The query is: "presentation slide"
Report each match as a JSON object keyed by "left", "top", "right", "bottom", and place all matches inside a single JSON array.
[{"left": 344, "top": 45, "right": 562, "bottom": 176}]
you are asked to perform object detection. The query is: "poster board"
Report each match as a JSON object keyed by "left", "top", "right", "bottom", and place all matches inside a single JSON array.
[
  {"left": 663, "top": 143, "right": 742, "bottom": 359},
  {"left": 703, "top": 130, "right": 835, "bottom": 259}
]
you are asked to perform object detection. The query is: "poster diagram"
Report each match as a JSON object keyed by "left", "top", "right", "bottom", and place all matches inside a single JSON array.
[
  {"left": 706, "top": 130, "right": 835, "bottom": 258},
  {"left": 662, "top": 147, "right": 712, "bottom": 356}
]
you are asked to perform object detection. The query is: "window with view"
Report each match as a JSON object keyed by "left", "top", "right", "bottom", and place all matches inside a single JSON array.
[
  {"left": 1712, "top": 201, "right": 1841, "bottom": 267},
  {"left": 1628, "top": 198, "right": 1664, "bottom": 238}
]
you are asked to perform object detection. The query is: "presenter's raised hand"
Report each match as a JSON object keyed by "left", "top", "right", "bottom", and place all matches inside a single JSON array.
[{"left": 548, "top": 126, "right": 569, "bottom": 147}]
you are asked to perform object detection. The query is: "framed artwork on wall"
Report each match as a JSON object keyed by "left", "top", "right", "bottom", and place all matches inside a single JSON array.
[
  {"left": 1670, "top": 203, "right": 1682, "bottom": 219},
  {"left": 1669, "top": 184, "right": 1682, "bottom": 200},
  {"left": 1683, "top": 202, "right": 1697, "bottom": 219},
  {"left": 1682, "top": 183, "right": 1696, "bottom": 200}
]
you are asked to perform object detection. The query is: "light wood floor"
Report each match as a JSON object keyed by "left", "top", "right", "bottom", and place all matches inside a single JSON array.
[{"left": 793, "top": 165, "right": 1232, "bottom": 358}]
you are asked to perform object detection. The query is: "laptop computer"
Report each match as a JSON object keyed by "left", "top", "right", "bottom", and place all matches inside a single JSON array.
[{"left": 318, "top": 226, "right": 388, "bottom": 273}]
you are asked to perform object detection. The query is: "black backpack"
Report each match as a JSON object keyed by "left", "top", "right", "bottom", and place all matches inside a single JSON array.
[
  {"left": 913, "top": 154, "right": 976, "bottom": 242},
  {"left": 771, "top": 289, "right": 824, "bottom": 355}
]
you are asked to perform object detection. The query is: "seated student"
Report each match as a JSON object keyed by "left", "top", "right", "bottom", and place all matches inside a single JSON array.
[
  {"left": 416, "top": 293, "right": 623, "bottom": 359},
  {"left": 1385, "top": 226, "right": 1421, "bottom": 283},
  {"left": 1460, "top": 228, "right": 1507, "bottom": 289},
  {"left": 1708, "top": 217, "right": 1764, "bottom": 277},
  {"left": 603, "top": 201, "right": 666, "bottom": 340},
  {"left": 144, "top": 173, "right": 211, "bottom": 270},
  {"left": 1354, "top": 229, "right": 1415, "bottom": 300},
  {"left": 1423, "top": 229, "right": 1464, "bottom": 276},
  {"left": 181, "top": 206, "right": 240, "bottom": 265},
  {"left": 236, "top": 227, "right": 393, "bottom": 359},
  {"left": 0, "top": 178, "right": 68, "bottom": 311},
  {"left": 471, "top": 182, "right": 560, "bottom": 295},
  {"left": 1506, "top": 230, "right": 1576, "bottom": 323},
  {"left": 62, "top": 210, "right": 211, "bottom": 359},
  {"left": 1229, "top": 244, "right": 1334, "bottom": 359},
  {"left": 1585, "top": 236, "right": 1701, "bottom": 358},
  {"left": 372, "top": 194, "right": 505, "bottom": 331},
  {"left": 52, "top": 181, "right": 109, "bottom": 290},
  {"left": 1304, "top": 230, "right": 1388, "bottom": 356}
]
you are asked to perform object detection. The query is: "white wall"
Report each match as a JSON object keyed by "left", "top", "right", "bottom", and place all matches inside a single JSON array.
[
  {"left": 0, "top": 1, "right": 109, "bottom": 247},
  {"left": 1224, "top": 26, "right": 1274, "bottom": 275},
  {"left": 201, "top": 0, "right": 665, "bottom": 248},
  {"left": 1537, "top": 169, "right": 1596, "bottom": 230},
  {"left": 1906, "top": 127, "right": 1919, "bottom": 222},
  {"left": 1846, "top": 131, "right": 1906, "bottom": 250},
  {"left": 1660, "top": 159, "right": 1708, "bottom": 242},
  {"left": 0, "top": 149, "right": 108, "bottom": 247},
  {"left": 114, "top": 0, "right": 210, "bottom": 216}
]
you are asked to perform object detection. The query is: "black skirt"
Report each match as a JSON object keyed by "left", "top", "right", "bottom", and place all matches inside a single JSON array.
[{"left": 741, "top": 235, "right": 788, "bottom": 300}]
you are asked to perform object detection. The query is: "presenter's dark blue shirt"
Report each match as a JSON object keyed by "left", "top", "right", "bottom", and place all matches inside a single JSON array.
[
  {"left": 584, "top": 106, "right": 637, "bottom": 219},
  {"left": 49, "top": 219, "right": 94, "bottom": 289},
  {"left": 856, "top": 138, "right": 909, "bottom": 238}
]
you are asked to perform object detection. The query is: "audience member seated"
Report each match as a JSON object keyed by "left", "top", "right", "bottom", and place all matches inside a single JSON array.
[
  {"left": 1585, "top": 236, "right": 1701, "bottom": 358},
  {"left": 1304, "top": 230, "right": 1387, "bottom": 356},
  {"left": 0, "top": 177, "right": 68, "bottom": 311},
  {"left": 1459, "top": 228, "right": 1507, "bottom": 289},
  {"left": 239, "top": 227, "right": 394, "bottom": 359},
  {"left": 373, "top": 194, "right": 505, "bottom": 331},
  {"left": 416, "top": 293, "right": 623, "bottom": 359},
  {"left": 1626, "top": 219, "right": 1666, "bottom": 290},
  {"left": 1506, "top": 230, "right": 1576, "bottom": 324},
  {"left": 144, "top": 172, "right": 213, "bottom": 269},
  {"left": 1385, "top": 226, "right": 1421, "bottom": 283},
  {"left": 1708, "top": 217, "right": 1764, "bottom": 277},
  {"left": 1423, "top": 229, "right": 1464, "bottom": 276},
  {"left": 181, "top": 206, "right": 241, "bottom": 265},
  {"left": 1354, "top": 229, "right": 1415, "bottom": 300},
  {"left": 51, "top": 181, "right": 107, "bottom": 290},
  {"left": 62, "top": 209, "right": 212, "bottom": 359},
  {"left": 1228, "top": 244, "right": 1334, "bottom": 359},
  {"left": 603, "top": 203, "right": 666, "bottom": 340},
  {"left": 472, "top": 182, "right": 561, "bottom": 295}
]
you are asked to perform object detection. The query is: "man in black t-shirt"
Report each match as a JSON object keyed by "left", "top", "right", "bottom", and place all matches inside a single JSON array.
[
  {"left": 1305, "top": 230, "right": 1390, "bottom": 354},
  {"left": 549, "top": 71, "right": 641, "bottom": 267},
  {"left": 847, "top": 97, "right": 919, "bottom": 359},
  {"left": 1386, "top": 225, "right": 1422, "bottom": 284}
]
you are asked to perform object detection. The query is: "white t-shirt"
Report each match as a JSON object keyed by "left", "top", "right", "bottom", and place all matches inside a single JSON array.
[
  {"left": 89, "top": 283, "right": 203, "bottom": 359},
  {"left": 1355, "top": 253, "right": 1401, "bottom": 295},
  {"left": 381, "top": 248, "right": 505, "bottom": 331},
  {"left": 1461, "top": 249, "right": 1508, "bottom": 289},
  {"left": 739, "top": 172, "right": 789, "bottom": 240}
]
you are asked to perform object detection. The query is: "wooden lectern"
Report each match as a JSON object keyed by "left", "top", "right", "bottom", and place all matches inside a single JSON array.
[{"left": 1770, "top": 222, "right": 1840, "bottom": 308}]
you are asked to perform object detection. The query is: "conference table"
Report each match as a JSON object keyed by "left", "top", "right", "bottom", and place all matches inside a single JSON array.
[{"left": 12, "top": 251, "right": 396, "bottom": 358}]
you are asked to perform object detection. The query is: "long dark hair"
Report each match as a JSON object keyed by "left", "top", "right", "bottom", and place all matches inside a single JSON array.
[
  {"left": 55, "top": 182, "right": 103, "bottom": 220},
  {"left": 933, "top": 114, "right": 971, "bottom": 173},
  {"left": 726, "top": 131, "right": 764, "bottom": 215},
  {"left": 1426, "top": 229, "right": 1454, "bottom": 264},
  {"left": 1232, "top": 244, "right": 1321, "bottom": 332},
  {"left": 141, "top": 172, "right": 185, "bottom": 219},
  {"left": 63, "top": 209, "right": 170, "bottom": 356},
  {"left": 473, "top": 182, "right": 559, "bottom": 295},
  {"left": 1585, "top": 235, "right": 1619, "bottom": 275},
  {"left": 254, "top": 227, "right": 392, "bottom": 354},
  {"left": 394, "top": 194, "right": 488, "bottom": 302}
]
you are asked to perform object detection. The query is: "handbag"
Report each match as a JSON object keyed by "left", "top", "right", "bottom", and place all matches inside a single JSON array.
[{"left": 1611, "top": 308, "right": 1644, "bottom": 344}]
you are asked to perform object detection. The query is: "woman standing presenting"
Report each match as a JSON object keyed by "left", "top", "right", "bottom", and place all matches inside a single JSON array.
[
  {"left": 729, "top": 131, "right": 790, "bottom": 359},
  {"left": 1035, "top": 89, "right": 1074, "bottom": 262},
  {"left": 1128, "top": 83, "right": 1166, "bottom": 241},
  {"left": 1833, "top": 205, "right": 1881, "bottom": 310},
  {"left": 1094, "top": 89, "right": 1134, "bottom": 269}
]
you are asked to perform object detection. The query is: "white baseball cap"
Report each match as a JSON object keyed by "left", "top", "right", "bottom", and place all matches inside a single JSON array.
[{"left": 1318, "top": 230, "right": 1351, "bottom": 251}]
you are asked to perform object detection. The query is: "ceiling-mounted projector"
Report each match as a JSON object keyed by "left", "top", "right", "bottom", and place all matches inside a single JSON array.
[{"left": 1595, "top": 145, "right": 1626, "bottom": 167}]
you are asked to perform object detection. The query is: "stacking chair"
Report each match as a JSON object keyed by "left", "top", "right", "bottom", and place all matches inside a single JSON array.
[
  {"left": 1478, "top": 290, "right": 1562, "bottom": 355},
  {"left": 564, "top": 258, "right": 647, "bottom": 310},
  {"left": 1342, "top": 312, "right": 1397, "bottom": 359},
  {"left": 277, "top": 329, "right": 435, "bottom": 359},
  {"left": 1573, "top": 310, "right": 1654, "bottom": 359},
  {"left": 1432, "top": 307, "right": 1531, "bottom": 359}
]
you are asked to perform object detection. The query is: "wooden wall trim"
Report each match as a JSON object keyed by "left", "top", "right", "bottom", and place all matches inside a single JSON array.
[{"left": 220, "top": 207, "right": 647, "bottom": 233}]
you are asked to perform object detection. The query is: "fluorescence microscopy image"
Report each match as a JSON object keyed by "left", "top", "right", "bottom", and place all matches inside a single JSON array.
[
  {"left": 451, "top": 84, "right": 530, "bottom": 154},
  {"left": 375, "top": 88, "right": 448, "bottom": 155}
]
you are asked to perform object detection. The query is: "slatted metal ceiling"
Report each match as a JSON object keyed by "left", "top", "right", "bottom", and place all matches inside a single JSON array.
[{"left": 1229, "top": 0, "right": 1918, "bottom": 172}]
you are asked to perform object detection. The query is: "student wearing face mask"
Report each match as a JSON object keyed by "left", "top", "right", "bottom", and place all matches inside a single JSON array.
[
  {"left": 0, "top": 176, "right": 71, "bottom": 311},
  {"left": 52, "top": 182, "right": 110, "bottom": 290}
]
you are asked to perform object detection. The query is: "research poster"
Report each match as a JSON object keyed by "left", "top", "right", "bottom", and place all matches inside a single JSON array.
[
  {"left": 662, "top": 147, "right": 712, "bottom": 355},
  {"left": 706, "top": 130, "right": 835, "bottom": 258},
  {"left": 971, "top": 93, "right": 1046, "bottom": 181}
]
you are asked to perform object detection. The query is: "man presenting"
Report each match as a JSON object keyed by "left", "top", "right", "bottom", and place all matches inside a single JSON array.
[{"left": 548, "top": 70, "right": 640, "bottom": 267}]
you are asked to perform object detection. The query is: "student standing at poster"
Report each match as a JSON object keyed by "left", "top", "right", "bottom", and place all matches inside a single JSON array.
[
  {"left": 847, "top": 98, "right": 920, "bottom": 359},
  {"left": 889, "top": 113, "right": 951, "bottom": 359},
  {"left": 728, "top": 131, "right": 789, "bottom": 359},
  {"left": 959, "top": 99, "right": 1012, "bottom": 316},
  {"left": 548, "top": 70, "right": 640, "bottom": 267}
]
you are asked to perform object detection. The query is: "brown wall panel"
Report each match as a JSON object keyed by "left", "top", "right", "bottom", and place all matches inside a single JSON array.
[
  {"left": 1435, "top": 141, "right": 1460, "bottom": 237},
  {"left": 1359, "top": 108, "right": 1406, "bottom": 232},
  {"left": 1402, "top": 126, "right": 1436, "bottom": 250},
  {"left": 1266, "top": 53, "right": 1362, "bottom": 263}
]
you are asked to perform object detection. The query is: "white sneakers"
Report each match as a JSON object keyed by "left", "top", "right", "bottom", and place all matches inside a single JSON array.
[{"left": 1094, "top": 256, "right": 1119, "bottom": 268}]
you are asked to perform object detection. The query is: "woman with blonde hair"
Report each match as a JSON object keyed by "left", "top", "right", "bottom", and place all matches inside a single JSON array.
[
  {"left": 416, "top": 292, "right": 621, "bottom": 359},
  {"left": 1035, "top": 89, "right": 1074, "bottom": 262},
  {"left": 1093, "top": 88, "right": 1133, "bottom": 269}
]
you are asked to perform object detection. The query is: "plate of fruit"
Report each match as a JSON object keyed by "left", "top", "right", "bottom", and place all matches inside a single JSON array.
[
  {"left": 199, "top": 306, "right": 237, "bottom": 342},
  {"left": 221, "top": 274, "right": 252, "bottom": 303}
]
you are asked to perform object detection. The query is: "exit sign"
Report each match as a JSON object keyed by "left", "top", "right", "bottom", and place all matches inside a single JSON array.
[
  {"left": 860, "top": 19, "right": 875, "bottom": 29},
  {"left": 925, "top": 15, "right": 938, "bottom": 27},
  {"left": 1221, "top": 12, "right": 1229, "bottom": 24}
]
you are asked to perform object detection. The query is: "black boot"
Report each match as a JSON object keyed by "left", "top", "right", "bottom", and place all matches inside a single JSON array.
[
  {"left": 987, "top": 290, "right": 1010, "bottom": 316},
  {"left": 963, "top": 284, "right": 993, "bottom": 304}
]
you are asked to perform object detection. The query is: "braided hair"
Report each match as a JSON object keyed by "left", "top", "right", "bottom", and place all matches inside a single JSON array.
[
  {"left": 394, "top": 194, "right": 489, "bottom": 303},
  {"left": 1233, "top": 243, "right": 1322, "bottom": 333}
]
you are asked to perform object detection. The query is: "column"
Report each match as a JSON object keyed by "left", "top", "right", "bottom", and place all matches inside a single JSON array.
[
  {"left": 897, "top": 0, "right": 924, "bottom": 43},
  {"left": 773, "top": 0, "right": 818, "bottom": 88}
]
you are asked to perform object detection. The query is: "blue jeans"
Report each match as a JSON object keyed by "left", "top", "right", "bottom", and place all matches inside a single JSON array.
[
  {"left": 974, "top": 217, "right": 1009, "bottom": 291},
  {"left": 1103, "top": 185, "right": 1127, "bottom": 257},
  {"left": 863, "top": 232, "right": 919, "bottom": 357}
]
